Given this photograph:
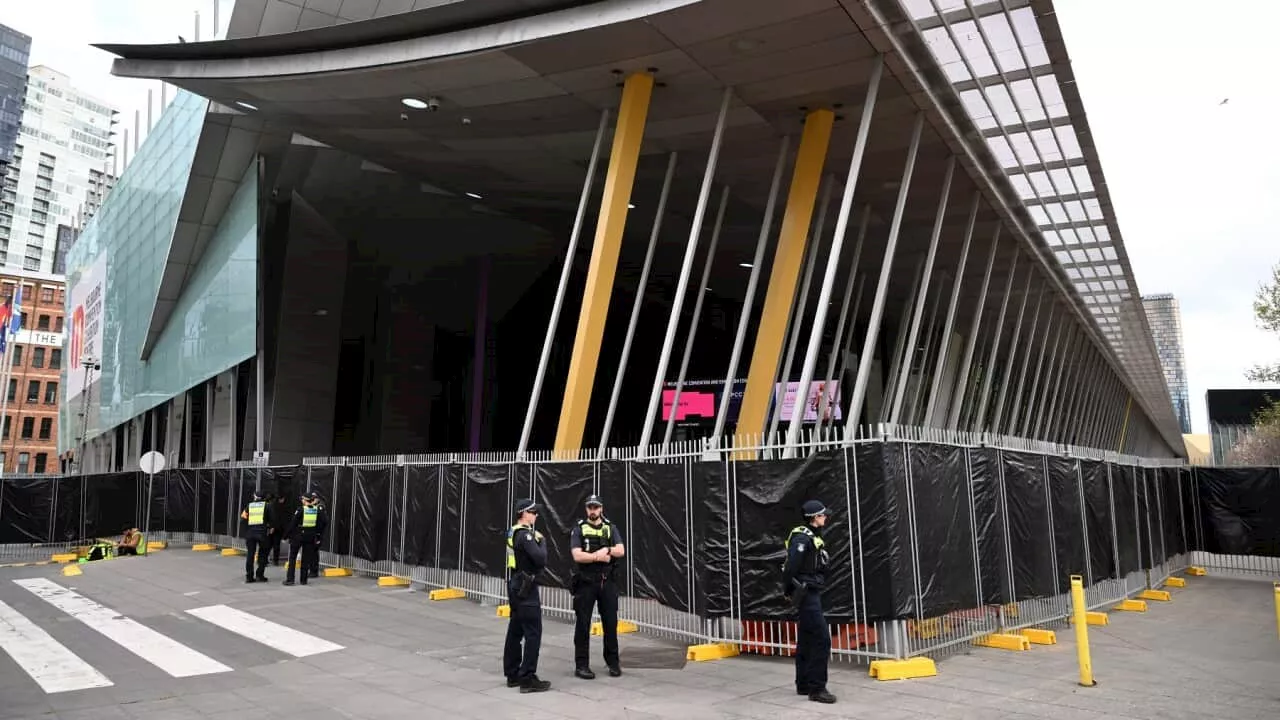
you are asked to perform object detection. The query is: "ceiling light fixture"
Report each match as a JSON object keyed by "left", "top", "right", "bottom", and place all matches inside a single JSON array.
[
  {"left": 628, "top": 203, "right": 636, "bottom": 209},
  {"left": 235, "top": 101, "right": 258, "bottom": 111},
  {"left": 465, "top": 192, "right": 483, "bottom": 200},
  {"left": 402, "top": 98, "right": 429, "bottom": 109},
  {"left": 739, "top": 262, "right": 753, "bottom": 268}
]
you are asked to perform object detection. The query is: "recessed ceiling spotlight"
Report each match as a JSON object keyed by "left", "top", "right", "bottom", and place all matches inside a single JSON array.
[
  {"left": 739, "top": 262, "right": 753, "bottom": 268},
  {"left": 314, "top": 309, "right": 328, "bottom": 316},
  {"left": 235, "top": 101, "right": 258, "bottom": 111},
  {"left": 628, "top": 203, "right": 636, "bottom": 209},
  {"left": 465, "top": 192, "right": 483, "bottom": 200},
  {"left": 402, "top": 98, "right": 429, "bottom": 109}
]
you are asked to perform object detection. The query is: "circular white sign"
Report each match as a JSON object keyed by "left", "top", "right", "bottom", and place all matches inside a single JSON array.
[{"left": 139, "top": 450, "right": 166, "bottom": 475}]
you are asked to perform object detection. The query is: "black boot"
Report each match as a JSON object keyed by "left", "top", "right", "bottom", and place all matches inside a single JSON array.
[
  {"left": 575, "top": 667, "right": 595, "bottom": 680},
  {"left": 519, "top": 675, "right": 551, "bottom": 693},
  {"left": 809, "top": 689, "right": 837, "bottom": 704}
]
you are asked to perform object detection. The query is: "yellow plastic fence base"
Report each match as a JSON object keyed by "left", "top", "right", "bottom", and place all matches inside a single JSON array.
[
  {"left": 1164, "top": 577, "right": 1187, "bottom": 588},
  {"left": 220, "top": 548, "right": 245, "bottom": 556},
  {"left": 322, "top": 568, "right": 352, "bottom": 577},
  {"left": 51, "top": 553, "right": 78, "bottom": 563},
  {"left": 429, "top": 588, "right": 465, "bottom": 601},
  {"left": 1069, "top": 611, "right": 1109, "bottom": 626},
  {"left": 975, "top": 633, "right": 1031, "bottom": 651},
  {"left": 192, "top": 543, "right": 216, "bottom": 551},
  {"left": 686, "top": 642, "right": 739, "bottom": 662},
  {"left": 1138, "top": 589, "right": 1172, "bottom": 602},
  {"left": 145, "top": 541, "right": 167, "bottom": 551},
  {"left": 1019, "top": 628, "right": 1058, "bottom": 645},
  {"left": 1186, "top": 566, "right": 1207, "bottom": 576},
  {"left": 62, "top": 564, "right": 82, "bottom": 577},
  {"left": 496, "top": 604, "right": 511, "bottom": 617},
  {"left": 1115, "top": 599, "right": 1148, "bottom": 612},
  {"left": 591, "top": 620, "right": 637, "bottom": 636},
  {"left": 869, "top": 657, "right": 937, "bottom": 681},
  {"left": 377, "top": 576, "right": 410, "bottom": 588}
]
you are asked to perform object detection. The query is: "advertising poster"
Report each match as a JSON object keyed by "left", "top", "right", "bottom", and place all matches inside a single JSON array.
[{"left": 66, "top": 255, "right": 107, "bottom": 401}]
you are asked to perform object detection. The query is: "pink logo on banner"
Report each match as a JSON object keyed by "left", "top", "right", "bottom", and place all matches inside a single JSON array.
[{"left": 662, "top": 390, "right": 716, "bottom": 421}]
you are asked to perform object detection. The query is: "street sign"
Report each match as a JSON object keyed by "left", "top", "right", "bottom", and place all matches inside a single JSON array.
[
  {"left": 139, "top": 450, "right": 166, "bottom": 476},
  {"left": 253, "top": 451, "right": 269, "bottom": 467}
]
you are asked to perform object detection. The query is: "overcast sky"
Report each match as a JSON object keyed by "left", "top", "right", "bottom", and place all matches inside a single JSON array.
[{"left": 1, "top": 0, "right": 1276, "bottom": 435}]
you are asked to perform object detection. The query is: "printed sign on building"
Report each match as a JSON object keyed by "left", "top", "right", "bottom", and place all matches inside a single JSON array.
[{"left": 66, "top": 255, "right": 106, "bottom": 401}]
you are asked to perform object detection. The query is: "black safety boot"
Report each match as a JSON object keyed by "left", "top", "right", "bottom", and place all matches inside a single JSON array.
[
  {"left": 809, "top": 689, "right": 837, "bottom": 704},
  {"left": 520, "top": 675, "right": 551, "bottom": 693},
  {"left": 506, "top": 677, "right": 520, "bottom": 688},
  {"left": 796, "top": 688, "right": 810, "bottom": 696},
  {"left": 283, "top": 580, "right": 295, "bottom": 586},
  {"left": 255, "top": 573, "right": 267, "bottom": 583},
  {"left": 575, "top": 667, "right": 595, "bottom": 680},
  {"left": 608, "top": 665, "right": 622, "bottom": 677}
]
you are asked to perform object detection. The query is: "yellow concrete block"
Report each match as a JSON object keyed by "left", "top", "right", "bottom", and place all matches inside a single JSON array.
[
  {"left": 429, "top": 588, "right": 465, "bottom": 601},
  {"left": 1138, "top": 589, "right": 1171, "bottom": 602},
  {"left": 1019, "top": 628, "right": 1058, "bottom": 645},
  {"left": 1069, "top": 611, "right": 1109, "bottom": 626},
  {"left": 220, "top": 548, "right": 245, "bottom": 556},
  {"left": 322, "top": 568, "right": 352, "bottom": 577},
  {"left": 192, "top": 543, "right": 216, "bottom": 551},
  {"left": 975, "top": 633, "right": 1031, "bottom": 651},
  {"left": 377, "top": 576, "right": 410, "bottom": 587},
  {"left": 686, "top": 642, "right": 739, "bottom": 662},
  {"left": 51, "top": 553, "right": 78, "bottom": 563},
  {"left": 869, "top": 657, "right": 937, "bottom": 681},
  {"left": 145, "top": 541, "right": 167, "bottom": 551},
  {"left": 62, "top": 564, "right": 82, "bottom": 577},
  {"left": 496, "top": 604, "right": 511, "bottom": 617},
  {"left": 1115, "top": 598, "right": 1147, "bottom": 612},
  {"left": 591, "top": 620, "right": 638, "bottom": 636},
  {"left": 1186, "top": 566, "right": 1207, "bottom": 576},
  {"left": 1164, "top": 577, "right": 1187, "bottom": 588}
]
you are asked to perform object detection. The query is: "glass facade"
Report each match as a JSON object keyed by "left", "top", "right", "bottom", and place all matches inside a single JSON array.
[
  {"left": 0, "top": 24, "right": 29, "bottom": 167},
  {"left": 61, "top": 90, "right": 258, "bottom": 451},
  {"left": 1142, "top": 294, "right": 1191, "bottom": 434}
]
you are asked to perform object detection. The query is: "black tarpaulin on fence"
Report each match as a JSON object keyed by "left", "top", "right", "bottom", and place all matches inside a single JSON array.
[
  {"left": 307, "top": 465, "right": 335, "bottom": 550},
  {"left": 1080, "top": 460, "right": 1115, "bottom": 584},
  {"left": 733, "top": 450, "right": 854, "bottom": 622},
  {"left": 1001, "top": 451, "right": 1056, "bottom": 600},
  {"left": 1180, "top": 468, "right": 1203, "bottom": 553},
  {"left": 1047, "top": 456, "right": 1086, "bottom": 592},
  {"left": 462, "top": 464, "right": 510, "bottom": 577},
  {"left": 52, "top": 476, "right": 82, "bottom": 543},
  {"left": 1158, "top": 467, "right": 1186, "bottom": 558},
  {"left": 353, "top": 466, "right": 393, "bottom": 562},
  {"left": 144, "top": 472, "right": 166, "bottom": 534},
  {"left": 403, "top": 465, "right": 440, "bottom": 568},
  {"left": 691, "top": 460, "right": 731, "bottom": 618},
  {"left": 1196, "top": 466, "right": 1280, "bottom": 557},
  {"left": 532, "top": 462, "right": 594, "bottom": 590},
  {"left": 0, "top": 477, "right": 53, "bottom": 543},
  {"left": 968, "top": 447, "right": 1010, "bottom": 605},
  {"left": 1112, "top": 464, "right": 1141, "bottom": 575},
  {"left": 211, "top": 469, "right": 231, "bottom": 536},
  {"left": 165, "top": 469, "right": 196, "bottom": 534},
  {"left": 439, "top": 465, "right": 463, "bottom": 570},
  {"left": 853, "top": 442, "right": 906, "bottom": 621},
  {"left": 905, "top": 443, "right": 978, "bottom": 618},
  {"left": 83, "top": 473, "right": 139, "bottom": 540},
  {"left": 629, "top": 461, "right": 691, "bottom": 613},
  {"left": 1135, "top": 468, "right": 1155, "bottom": 570}
]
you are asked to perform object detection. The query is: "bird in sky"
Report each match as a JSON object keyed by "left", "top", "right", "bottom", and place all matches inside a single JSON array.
[{"left": 1219, "top": 98, "right": 1229, "bottom": 105}]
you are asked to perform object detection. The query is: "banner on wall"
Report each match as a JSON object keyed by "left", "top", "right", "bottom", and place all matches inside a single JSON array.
[{"left": 66, "top": 254, "right": 107, "bottom": 401}]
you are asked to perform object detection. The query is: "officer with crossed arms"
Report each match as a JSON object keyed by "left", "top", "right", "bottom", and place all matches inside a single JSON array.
[{"left": 570, "top": 494, "right": 625, "bottom": 679}]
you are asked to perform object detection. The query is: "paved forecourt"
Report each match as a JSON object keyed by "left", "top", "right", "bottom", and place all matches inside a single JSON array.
[{"left": 0, "top": 549, "right": 1276, "bottom": 719}]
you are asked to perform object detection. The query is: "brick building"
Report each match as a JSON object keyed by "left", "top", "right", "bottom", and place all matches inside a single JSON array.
[{"left": 0, "top": 267, "right": 63, "bottom": 474}]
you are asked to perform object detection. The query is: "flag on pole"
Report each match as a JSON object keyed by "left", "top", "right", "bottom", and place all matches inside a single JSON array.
[{"left": 8, "top": 284, "right": 21, "bottom": 337}]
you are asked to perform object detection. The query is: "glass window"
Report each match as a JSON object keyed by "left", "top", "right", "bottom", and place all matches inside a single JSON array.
[
  {"left": 53, "top": 315, "right": 63, "bottom": 332},
  {"left": 43, "top": 381, "right": 56, "bottom": 404},
  {"left": 38, "top": 417, "right": 51, "bottom": 439},
  {"left": 50, "top": 348, "right": 61, "bottom": 369},
  {"left": 1, "top": 414, "right": 8, "bottom": 438},
  {"left": 17, "top": 452, "right": 28, "bottom": 473},
  {"left": 36, "top": 314, "right": 49, "bottom": 331},
  {"left": 20, "top": 416, "right": 32, "bottom": 438},
  {"left": 40, "top": 286, "right": 52, "bottom": 303},
  {"left": 10, "top": 344, "right": 20, "bottom": 366},
  {"left": 26, "top": 380, "right": 38, "bottom": 402},
  {"left": 34, "top": 452, "right": 46, "bottom": 474},
  {"left": 32, "top": 347, "right": 43, "bottom": 368},
  {"left": 6, "top": 378, "right": 13, "bottom": 402}
]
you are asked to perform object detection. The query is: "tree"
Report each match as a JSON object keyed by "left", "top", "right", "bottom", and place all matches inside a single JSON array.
[
  {"left": 1246, "top": 263, "right": 1280, "bottom": 382},
  {"left": 1224, "top": 397, "right": 1280, "bottom": 466}
]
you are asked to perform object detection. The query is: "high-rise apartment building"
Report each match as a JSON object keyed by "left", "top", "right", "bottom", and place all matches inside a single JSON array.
[
  {"left": 0, "top": 25, "right": 30, "bottom": 169},
  {"left": 0, "top": 267, "right": 65, "bottom": 474},
  {"left": 1142, "top": 294, "right": 1192, "bottom": 434},
  {"left": 1, "top": 66, "right": 116, "bottom": 274}
]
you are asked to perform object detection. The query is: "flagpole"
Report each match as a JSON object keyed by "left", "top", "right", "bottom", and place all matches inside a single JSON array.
[{"left": 0, "top": 340, "right": 16, "bottom": 480}]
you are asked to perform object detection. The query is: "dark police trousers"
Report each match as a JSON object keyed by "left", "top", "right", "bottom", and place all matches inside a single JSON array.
[
  {"left": 795, "top": 589, "right": 830, "bottom": 693},
  {"left": 286, "top": 535, "right": 319, "bottom": 584},
  {"left": 245, "top": 532, "right": 270, "bottom": 579},
  {"left": 502, "top": 581, "right": 542, "bottom": 681},
  {"left": 573, "top": 574, "right": 619, "bottom": 669}
]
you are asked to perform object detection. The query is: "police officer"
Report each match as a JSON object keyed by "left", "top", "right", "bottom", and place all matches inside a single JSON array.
[
  {"left": 240, "top": 492, "right": 275, "bottom": 584},
  {"left": 570, "top": 494, "right": 625, "bottom": 679},
  {"left": 309, "top": 494, "right": 326, "bottom": 579},
  {"left": 782, "top": 500, "right": 836, "bottom": 704},
  {"left": 503, "top": 498, "right": 550, "bottom": 693},
  {"left": 284, "top": 493, "right": 327, "bottom": 586}
]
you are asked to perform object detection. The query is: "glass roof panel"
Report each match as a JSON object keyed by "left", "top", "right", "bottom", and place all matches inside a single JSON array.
[
  {"left": 985, "top": 135, "right": 1017, "bottom": 167},
  {"left": 1037, "top": 75, "right": 1068, "bottom": 118},
  {"left": 950, "top": 19, "right": 999, "bottom": 78},
  {"left": 1008, "top": 172, "right": 1035, "bottom": 199},
  {"left": 922, "top": 27, "right": 970, "bottom": 82},
  {"left": 978, "top": 12, "right": 1026, "bottom": 74},
  {"left": 1009, "top": 78, "right": 1048, "bottom": 123},
  {"left": 1008, "top": 7, "right": 1050, "bottom": 66},
  {"left": 960, "top": 89, "right": 999, "bottom": 128}
]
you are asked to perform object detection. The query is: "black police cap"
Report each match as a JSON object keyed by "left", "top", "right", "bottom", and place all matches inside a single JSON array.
[
  {"left": 802, "top": 500, "right": 828, "bottom": 517},
  {"left": 585, "top": 495, "right": 603, "bottom": 508},
  {"left": 514, "top": 498, "right": 538, "bottom": 516}
]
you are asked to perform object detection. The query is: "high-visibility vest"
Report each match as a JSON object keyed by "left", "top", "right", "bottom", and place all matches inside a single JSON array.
[
  {"left": 302, "top": 507, "right": 318, "bottom": 528},
  {"left": 784, "top": 525, "right": 827, "bottom": 573},
  {"left": 247, "top": 501, "right": 266, "bottom": 526},
  {"left": 506, "top": 524, "right": 533, "bottom": 570},
  {"left": 577, "top": 520, "right": 613, "bottom": 554}
]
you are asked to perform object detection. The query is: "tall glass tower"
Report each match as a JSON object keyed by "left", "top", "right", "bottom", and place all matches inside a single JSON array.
[
  {"left": 1142, "top": 294, "right": 1191, "bottom": 433},
  {"left": 0, "top": 24, "right": 30, "bottom": 168}
]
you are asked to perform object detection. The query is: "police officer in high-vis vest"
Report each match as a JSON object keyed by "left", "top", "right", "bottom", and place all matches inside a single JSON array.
[
  {"left": 570, "top": 494, "right": 625, "bottom": 679},
  {"left": 284, "top": 493, "right": 327, "bottom": 586},
  {"left": 240, "top": 492, "right": 275, "bottom": 584},
  {"left": 782, "top": 500, "right": 836, "bottom": 704},
  {"left": 503, "top": 498, "right": 550, "bottom": 693}
]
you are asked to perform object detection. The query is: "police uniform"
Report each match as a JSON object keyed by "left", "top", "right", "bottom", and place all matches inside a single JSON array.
[
  {"left": 502, "top": 498, "right": 550, "bottom": 693},
  {"left": 782, "top": 500, "right": 836, "bottom": 704},
  {"left": 284, "top": 493, "right": 327, "bottom": 586},
  {"left": 570, "top": 495, "right": 623, "bottom": 679},
  {"left": 240, "top": 494, "right": 275, "bottom": 583}
]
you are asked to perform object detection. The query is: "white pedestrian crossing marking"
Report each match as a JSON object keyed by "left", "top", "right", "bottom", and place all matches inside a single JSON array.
[
  {"left": 13, "top": 578, "right": 233, "bottom": 678},
  {"left": 186, "top": 605, "right": 344, "bottom": 657},
  {"left": 0, "top": 599, "right": 114, "bottom": 693}
]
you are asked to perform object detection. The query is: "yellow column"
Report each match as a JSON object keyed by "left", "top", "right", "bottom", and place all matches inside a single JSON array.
[
  {"left": 734, "top": 109, "right": 835, "bottom": 450},
  {"left": 554, "top": 73, "right": 654, "bottom": 456}
]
